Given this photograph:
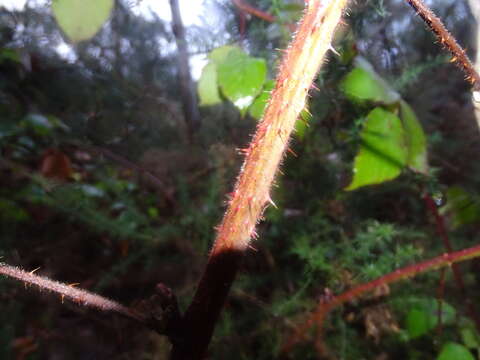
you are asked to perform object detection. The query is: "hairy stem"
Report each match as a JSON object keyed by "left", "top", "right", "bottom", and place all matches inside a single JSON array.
[
  {"left": 0, "top": 263, "right": 140, "bottom": 321},
  {"left": 282, "top": 242, "right": 480, "bottom": 352},
  {"left": 404, "top": 0, "right": 480, "bottom": 90},
  {"left": 170, "top": 1, "right": 349, "bottom": 358}
]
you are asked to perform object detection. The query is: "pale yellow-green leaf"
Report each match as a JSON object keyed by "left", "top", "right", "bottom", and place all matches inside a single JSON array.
[
  {"left": 52, "top": 0, "right": 114, "bottom": 43},
  {"left": 400, "top": 101, "right": 428, "bottom": 173},
  {"left": 198, "top": 62, "right": 221, "bottom": 106}
]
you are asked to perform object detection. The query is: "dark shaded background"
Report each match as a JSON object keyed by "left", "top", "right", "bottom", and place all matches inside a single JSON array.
[{"left": 1, "top": 0, "right": 480, "bottom": 358}]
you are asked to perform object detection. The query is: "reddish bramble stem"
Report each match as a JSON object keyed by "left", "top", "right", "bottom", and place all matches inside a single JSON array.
[
  {"left": 423, "top": 194, "right": 480, "bottom": 332},
  {"left": 283, "top": 242, "right": 480, "bottom": 352},
  {"left": 405, "top": 0, "right": 480, "bottom": 90},
  {"left": 0, "top": 263, "right": 140, "bottom": 321},
  {"left": 171, "top": 1, "right": 349, "bottom": 358}
]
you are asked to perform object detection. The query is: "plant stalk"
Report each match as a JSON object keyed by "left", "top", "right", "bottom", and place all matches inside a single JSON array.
[{"left": 170, "top": 0, "right": 349, "bottom": 358}]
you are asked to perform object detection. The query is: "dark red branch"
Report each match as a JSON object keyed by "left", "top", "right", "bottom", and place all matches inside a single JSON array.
[
  {"left": 232, "top": 0, "right": 276, "bottom": 23},
  {"left": 405, "top": 0, "right": 480, "bottom": 90},
  {"left": 282, "top": 243, "right": 480, "bottom": 352},
  {"left": 232, "top": 0, "right": 296, "bottom": 32},
  {"left": 435, "top": 268, "right": 446, "bottom": 335},
  {"left": 424, "top": 194, "right": 480, "bottom": 332},
  {"left": 170, "top": 249, "right": 243, "bottom": 359}
]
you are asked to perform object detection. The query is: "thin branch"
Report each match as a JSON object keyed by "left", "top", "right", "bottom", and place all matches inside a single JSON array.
[
  {"left": 0, "top": 263, "right": 183, "bottom": 339},
  {"left": 0, "top": 263, "right": 140, "bottom": 320},
  {"left": 423, "top": 194, "right": 480, "bottom": 332},
  {"left": 232, "top": 0, "right": 276, "bottom": 23},
  {"left": 83, "top": 144, "right": 176, "bottom": 206},
  {"left": 171, "top": 1, "right": 349, "bottom": 358},
  {"left": 282, "top": 242, "right": 480, "bottom": 352},
  {"left": 404, "top": 0, "right": 480, "bottom": 90},
  {"left": 232, "top": 0, "right": 296, "bottom": 31}
]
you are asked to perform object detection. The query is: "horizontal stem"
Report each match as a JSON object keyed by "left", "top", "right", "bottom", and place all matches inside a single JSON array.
[
  {"left": 282, "top": 243, "right": 480, "bottom": 351},
  {"left": 0, "top": 263, "right": 141, "bottom": 321}
]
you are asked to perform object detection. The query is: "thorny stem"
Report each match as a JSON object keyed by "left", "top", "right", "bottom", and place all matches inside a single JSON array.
[
  {"left": 171, "top": 1, "right": 349, "bottom": 358},
  {"left": 404, "top": 0, "right": 480, "bottom": 90},
  {"left": 0, "top": 263, "right": 140, "bottom": 321},
  {"left": 282, "top": 243, "right": 480, "bottom": 352},
  {"left": 3, "top": 1, "right": 477, "bottom": 358},
  {"left": 0, "top": 263, "right": 183, "bottom": 338}
]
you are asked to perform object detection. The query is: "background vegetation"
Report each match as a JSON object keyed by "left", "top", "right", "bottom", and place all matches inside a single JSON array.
[{"left": 1, "top": 0, "right": 480, "bottom": 358}]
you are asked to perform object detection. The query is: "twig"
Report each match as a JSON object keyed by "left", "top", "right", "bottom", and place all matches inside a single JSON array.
[
  {"left": 436, "top": 267, "right": 446, "bottom": 335},
  {"left": 170, "top": 1, "right": 349, "bottom": 358},
  {"left": 282, "top": 242, "right": 480, "bottom": 352},
  {"left": 423, "top": 194, "right": 480, "bottom": 332},
  {"left": 404, "top": 0, "right": 480, "bottom": 90},
  {"left": 232, "top": 0, "right": 276, "bottom": 23},
  {"left": 232, "top": 0, "right": 296, "bottom": 31},
  {"left": 0, "top": 263, "right": 140, "bottom": 320},
  {"left": 0, "top": 263, "right": 183, "bottom": 340},
  {"left": 84, "top": 145, "right": 176, "bottom": 206}
]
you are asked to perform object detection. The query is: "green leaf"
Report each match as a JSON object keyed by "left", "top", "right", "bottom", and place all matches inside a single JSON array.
[
  {"left": 52, "top": 0, "right": 114, "bottom": 43},
  {"left": 345, "top": 107, "right": 407, "bottom": 190},
  {"left": 21, "top": 114, "right": 53, "bottom": 136},
  {"left": 208, "top": 45, "right": 239, "bottom": 64},
  {"left": 340, "top": 56, "right": 400, "bottom": 104},
  {"left": 249, "top": 80, "right": 275, "bottom": 119},
  {"left": 443, "top": 186, "right": 480, "bottom": 228},
  {"left": 0, "top": 199, "right": 29, "bottom": 223},
  {"left": 217, "top": 49, "right": 267, "bottom": 115},
  {"left": 198, "top": 62, "right": 221, "bottom": 106},
  {"left": 437, "top": 343, "right": 475, "bottom": 360},
  {"left": 400, "top": 101, "right": 428, "bottom": 173},
  {"left": 406, "top": 308, "right": 430, "bottom": 339},
  {"left": 460, "top": 319, "right": 480, "bottom": 351},
  {"left": 405, "top": 298, "right": 456, "bottom": 339},
  {"left": 0, "top": 48, "right": 21, "bottom": 64}
]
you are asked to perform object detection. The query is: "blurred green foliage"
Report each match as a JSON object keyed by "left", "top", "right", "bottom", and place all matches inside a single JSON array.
[{"left": 1, "top": 0, "right": 480, "bottom": 359}]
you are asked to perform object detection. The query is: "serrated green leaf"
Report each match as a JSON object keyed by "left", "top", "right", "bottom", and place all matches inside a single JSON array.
[
  {"left": 346, "top": 107, "right": 407, "bottom": 190},
  {"left": 217, "top": 50, "right": 267, "bottom": 115},
  {"left": 437, "top": 343, "right": 475, "bottom": 360},
  {"left": 249, "top": 80, "right": 275, "bottom": 119},
  {"left": 400, "top": 100, "right": 428, "bottom": 173},
  {"left": 198, "top": 62, "right": 221, "bottom": 106},
  {"left": 340, "top": 57, "right": 400, "bottom": 104},
  {"left": 52, "top": 0, "right": 113, "bottom": 43}
]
